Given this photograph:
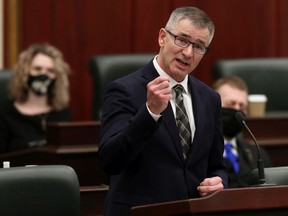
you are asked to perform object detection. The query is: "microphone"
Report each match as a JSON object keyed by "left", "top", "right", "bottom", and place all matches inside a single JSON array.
[{"left": 235, "top": 112, "right": 275, "bottom": 187}]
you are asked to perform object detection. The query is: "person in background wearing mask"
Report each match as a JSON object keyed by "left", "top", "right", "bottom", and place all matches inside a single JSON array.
[
  {"left": 213, "top": 75, "right": 272, "bottom": 188},
  {"left": 0, "top": 43, "right": 72, "bottom": 152}
]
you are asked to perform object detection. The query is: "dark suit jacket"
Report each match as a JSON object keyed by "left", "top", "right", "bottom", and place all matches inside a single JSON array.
[
  {"left": 225, "top": 134, "right": 272, "bottom": 188},
  {"left": 99, "top": 61, "right": 229, "bottom": 216}
]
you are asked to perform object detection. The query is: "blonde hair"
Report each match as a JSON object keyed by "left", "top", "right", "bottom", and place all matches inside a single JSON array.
[
  {"left": 212, "top": 75, "right": 248, "bottom": 92},
  {"left": 9, "top": 43, "right": 71, "bottom": 110}
]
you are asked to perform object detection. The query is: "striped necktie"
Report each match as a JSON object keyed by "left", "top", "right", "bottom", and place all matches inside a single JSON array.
[{"left": 173, "top": 84, "right": 191, "bottom": 160}]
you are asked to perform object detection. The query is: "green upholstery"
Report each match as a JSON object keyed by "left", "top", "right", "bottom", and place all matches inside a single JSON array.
[
  {"left": 250, "top": 166, "right": 288, "bottom": 186},
  {"left": 0, "top": 165, "right": 80, "bottom": 216},
  {"left": 0, "top": 69, "right": 12, "bottom": 105},
  {"left": 212, "top": 58, "right": 288, "bottom": 113},
  {"left": 88, "top": 54, "right": 155, "bottom": 120}
]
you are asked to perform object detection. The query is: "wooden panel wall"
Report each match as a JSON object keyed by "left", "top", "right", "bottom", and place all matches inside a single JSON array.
[{"left": 4, "top": 0, "right": 288, "bottom": 121}]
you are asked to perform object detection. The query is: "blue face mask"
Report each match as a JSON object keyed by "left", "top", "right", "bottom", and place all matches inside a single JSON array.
[{"left": 27, "top": 74, "right": 55, "bottom": 96}]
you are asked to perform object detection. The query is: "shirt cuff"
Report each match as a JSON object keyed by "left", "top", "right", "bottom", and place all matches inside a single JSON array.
[{"left": 146, "top": 102, "right": 161, "bottom": 121}]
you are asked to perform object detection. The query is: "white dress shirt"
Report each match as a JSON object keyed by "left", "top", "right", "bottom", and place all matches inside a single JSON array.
[{"left": 148, "top": 56, "right": 196, "bottom": 142}]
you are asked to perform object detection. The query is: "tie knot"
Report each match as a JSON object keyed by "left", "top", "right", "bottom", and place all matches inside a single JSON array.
[{"left": 173, "top": 84, "right": 184, "bottom": 94}]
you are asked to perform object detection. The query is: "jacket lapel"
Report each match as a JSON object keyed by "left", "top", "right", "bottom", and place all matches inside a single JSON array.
[
  {"left": 185, "top": 77, "right": 205, "bottom": 162},
  {"left": 162, "top": 105, "right": 185, "bottom": 162},
  {"left": 141, "top": 62, "right": 184, "bottom": 161}
]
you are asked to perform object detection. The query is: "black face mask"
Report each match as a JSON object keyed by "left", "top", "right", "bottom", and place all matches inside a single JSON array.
[
  {"left": 221, "top": 107, "right": 243, "bottom": 139},
  {"left": 27, "top": 74, "right": 55, "bottom": 96}
]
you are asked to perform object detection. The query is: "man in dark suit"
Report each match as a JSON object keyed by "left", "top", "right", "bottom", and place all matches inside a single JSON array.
[
  {"left": 99, "top": 7, "right": 228, "bottom": 216},
  {"left": 213, "top": 75, "right": 272, "bottom": 188}
]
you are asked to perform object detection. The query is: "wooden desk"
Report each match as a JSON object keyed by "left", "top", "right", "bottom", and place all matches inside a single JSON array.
[
  {"left": 45, "top": 121, "right": 109, "bottom": 186},
  {"left": 0, "top": 121, "right": 110, "bottom": 215},
  {"left": 46, "top": 121, "right": 101, "bottom": 146},
  {"left": 132, "top": 186, "right": 288, "bottom": 216},
  {"left": 46, "top": 117, "right": 288, "bottom": 167},
  {"left": 244, "top": 115, "right": 288, "bottom": 166},
  {"left": 0, "top": 120, "right": 109, "bottom": 185},
  {"left": 0, "top": 145, "right": 109, "bottom": 186},
  {"left": 80, "top": 185, "right": 108, "bottom": 216},
  {"left": 1, "top": 119, "right": 288, "bottom": 215},
  {"left": 245, "top": 115, "right": 288, "bottom": 141}
]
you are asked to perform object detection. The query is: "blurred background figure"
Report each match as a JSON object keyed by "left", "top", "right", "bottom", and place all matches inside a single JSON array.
[
  {"left": 212, "top": 75, "right": 272, "bottom": 188},
  {"left": 0, "top": 43, "right": 72, "bottom": 153}
]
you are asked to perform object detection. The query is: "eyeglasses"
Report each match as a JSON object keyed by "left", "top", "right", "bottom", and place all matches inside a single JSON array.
[{"left": 166, "top": 29, "right": 209, "bottom": 55}]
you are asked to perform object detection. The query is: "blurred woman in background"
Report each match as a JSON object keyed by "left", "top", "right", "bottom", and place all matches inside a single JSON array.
[{"left": 0, "top": 43, "right": 72, "bottom": 152}]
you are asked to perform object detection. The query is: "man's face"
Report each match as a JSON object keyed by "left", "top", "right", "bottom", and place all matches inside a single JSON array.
[
  {"left": 157, "top": 19, "right": 211, "bottom": 82},
  {"left": 217, "top": 84, "right": 248, "bottom": 113}
]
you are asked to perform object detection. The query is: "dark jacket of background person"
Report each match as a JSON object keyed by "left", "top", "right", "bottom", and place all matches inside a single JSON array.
[
  {"left": 227, "top": 135, "right": 272, "bottom": 188},
  {"left": 0, "top": 100, "right": 71, "bottom": 152}
]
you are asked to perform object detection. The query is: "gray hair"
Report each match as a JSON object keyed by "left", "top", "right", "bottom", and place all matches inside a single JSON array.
[{"left": 165, "top": 7, "right": 215, "bottom": 43}]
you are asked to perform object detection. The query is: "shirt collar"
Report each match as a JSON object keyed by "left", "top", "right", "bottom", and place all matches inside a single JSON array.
[
  {"left": 224, "top": 137, "right": 237, "bottom": 149},
  {"left": 153, "top": 55, "right": 189, "bottom": 93}
]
